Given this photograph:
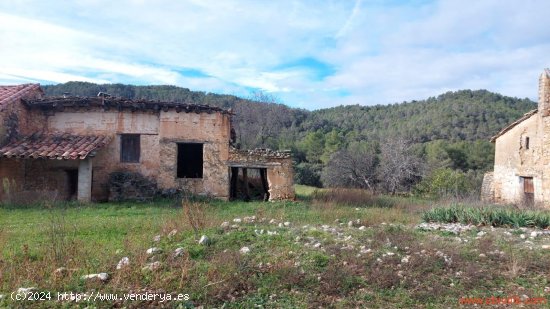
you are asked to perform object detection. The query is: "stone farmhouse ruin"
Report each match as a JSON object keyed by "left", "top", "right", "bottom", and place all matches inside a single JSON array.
[
  {"left": 0, "top": 84, "right": 294, "bottom": 203},
  {"left": 482, "top": 69, "right": 550, "bottom": 206}
]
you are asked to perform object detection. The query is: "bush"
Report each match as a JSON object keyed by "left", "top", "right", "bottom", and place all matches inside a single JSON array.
[
  {"left": 311, "top": 188, "right": 394, "bottom": 208},
  {"left": 294, "top": 162, "right": 322, "bottom": 187},
  {"left": 414, "top": 168, "right": 474, "bottom": 199},
  {"left": 422, "top": 205, "right": 550, "bottom": 228}
]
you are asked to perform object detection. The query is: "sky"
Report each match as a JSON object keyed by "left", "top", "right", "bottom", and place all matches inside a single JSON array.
[{"left": 0, "top": 0, "right": 548, "bottom": 109}]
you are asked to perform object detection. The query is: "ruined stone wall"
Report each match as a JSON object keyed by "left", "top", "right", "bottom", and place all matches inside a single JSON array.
[
  {"left": 158, "top": 111, "right": 231, "bottom": 199},
  {"left": 0, "top": 91, "right": 45, "bottom": 146},
  {"left": 480, "top": 172, "right": 494, "bottom": 202},
  {"left": 492, "top": 114, "right": 543, "bottom": 205},
  {"left": 228, "top": 148, "right": 295, "bottom": 201},
  {"left": 39, "top": 107, "right": 230, "bottom": 201}
]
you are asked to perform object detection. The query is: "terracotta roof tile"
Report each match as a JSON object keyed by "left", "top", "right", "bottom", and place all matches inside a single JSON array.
[
  {"left": 0, "top": 132, "right": 111, "bottom": 160},
  {"left": 0, "top": 84, "right": 42, "bottom": 107}
]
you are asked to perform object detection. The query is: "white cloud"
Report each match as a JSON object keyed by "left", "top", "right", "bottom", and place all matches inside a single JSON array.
[{"left": 0, "top": 0, "right": 548, "bottom": 108}]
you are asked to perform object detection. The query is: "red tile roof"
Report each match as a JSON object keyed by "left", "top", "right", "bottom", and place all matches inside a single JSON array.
[
  {"left": 0, "top": 132, "right": 111, "bottom": 160},
  {"left": 0, "top": 84, "right": 42, "bottom": 107}
]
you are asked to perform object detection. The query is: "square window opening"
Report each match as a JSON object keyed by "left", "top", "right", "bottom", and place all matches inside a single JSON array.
[
  {"left": 525, "top": 137, "right": 530, "bottom": 150},
  {"left": 120, "top": 134, "right": 140, "bottom": 163},
  {"left": 177, "top": 143, "right": 203, "bottom": 178}
]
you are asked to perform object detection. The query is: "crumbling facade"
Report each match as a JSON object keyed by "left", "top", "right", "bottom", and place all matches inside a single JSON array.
[
  {"left": 483, "top": 69, "right": 550, "bottom": 206},
  {"left": 0, "top": 85, "right": 294, "bottom": 203}
]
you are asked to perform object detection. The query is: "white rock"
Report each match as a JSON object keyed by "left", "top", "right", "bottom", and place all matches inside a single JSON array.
[
  {"left": 142, "top": 261, "right": 161, "bottom": 272},
  {"left": 174, "top": 247, "right": 185, "bottom": 257},
  {"left": 54, "top": 267, "right": 68, "bottom": 276},
  {"left": 220, "top": 221, "right": 230, "bottom": 228},
  {"left": 146, "top": 247, "right": 161, "bottom": 255},
  {"left": 240, "top": 246, "right": 250, "bottom": 254},
  {"left": 17, "top": 287, "right": 36, "bottom": 294},
  {"left": 199, "top": 235, "right": 210, "bottom": 245},
  {"left": 233, "top": 218, "right": 242, "bottom": 223},
  {"left": 541, "top": 245, "right": 550, "bottom": 250},
  {"left": 313, "top": 242, "right": 321, "bottom": 248},
  {"left": 278, "top": 223, "right": 284, "bottom": 228},
  {"left": 267, "top": 231, "right": 278, "bottom": 236},
  {"left": 477, "top": 231, "right": 486, "bottom": 237},
  {"left": 269, "top": 219, "right": 277, "bottom": 224},
  {"left": 479, "top": 253, "right": 486, "bottom": 258},
  {"left": 116, "top": 257, "right": 130, "bottom": 270},
  {"left": 168, "top": 229, "right": 178, "bottom": 238},
  {"left": 153, "top": 235, "right": 161, "bottom": 242},
  {"left": 284, "top": 221, "right": 290, "bottom": 227},
  {"left": 401, "top": 256, "right": 410, "bottom": 264},
  {"left": 348, "top": 221, "right": 354, "bottom": 227},
  {"left": 358, "top": 226, "right": 366, "bottom": 230},
  {"left": 520, "top": 234, "right": 526, "bottom": 239},
  {"left": 244, "top": 216, "right": 256, "bottom": 223},
  {"left": 81, "top": 273, "right": 109, "bottom": 282},
  {"left": 530, "top": 231, "right": 539, "bottom": 238}
]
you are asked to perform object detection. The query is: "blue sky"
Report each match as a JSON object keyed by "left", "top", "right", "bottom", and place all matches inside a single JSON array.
[{"left": 0, "top": 0, "right": 548, "bottom": 109}]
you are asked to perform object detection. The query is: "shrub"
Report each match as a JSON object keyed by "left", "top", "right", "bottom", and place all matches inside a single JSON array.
[
  {"left": 414, "top": 168, "right": 474, "bottom": 199},
  {"left": 311, "top": 188, "right": 394, "bottom": 208}
]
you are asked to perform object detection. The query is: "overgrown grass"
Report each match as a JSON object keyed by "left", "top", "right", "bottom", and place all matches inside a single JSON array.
[
  {"left": 2, "top": 188, "right": 550, "bottom": 307},
  {"left": 423, "top": 204, "right": 550, "bottom": 228}
]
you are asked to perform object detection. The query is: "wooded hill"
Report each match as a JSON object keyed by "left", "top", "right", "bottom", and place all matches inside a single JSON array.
[{"left": 43, "top": 82, "right": 536, "bottom": 192}]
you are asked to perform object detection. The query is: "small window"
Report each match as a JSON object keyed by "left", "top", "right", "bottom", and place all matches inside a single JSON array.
[
  {"left": 525, "top": 137, "right": 530, "bottom": 150},
  {"left": 177, "top": 143, "right": 203, "bottom": 178},
  {"left": 120, "top": 134, "right": 140, "bottom": 163}
]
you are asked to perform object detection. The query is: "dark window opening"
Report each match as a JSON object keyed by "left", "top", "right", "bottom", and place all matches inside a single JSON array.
[
  {"left": 525, "top": 137, "right": 530, "bottom": 149},
  {"left": 120, "top": 134, "right": 140, "bottom": 163},
  {"left": 177, "top": 143, "right": 203, "bottom": 178}
]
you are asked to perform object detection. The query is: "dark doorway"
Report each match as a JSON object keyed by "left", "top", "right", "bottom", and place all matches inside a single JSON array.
[
  {"left": 229, "top": 167, "right": 269, "bottom": 201},
  {"left": 177, "top": 143, "right": 203, "bottom": 178},
  {"left": 66, "top": 169, "right": 78, "bottom": 200},
  {"left": 523, "top": 177, "right": 534, "bottom": 206}
]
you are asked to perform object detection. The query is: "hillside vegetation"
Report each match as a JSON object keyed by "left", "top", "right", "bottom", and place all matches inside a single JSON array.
[{"left": 43, "top": 82, "right": 536, "bottom": 194}]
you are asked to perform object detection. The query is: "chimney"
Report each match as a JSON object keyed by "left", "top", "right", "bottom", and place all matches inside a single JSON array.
[{"left": 539, "top": 68, "right": 550, "bottom": 116}]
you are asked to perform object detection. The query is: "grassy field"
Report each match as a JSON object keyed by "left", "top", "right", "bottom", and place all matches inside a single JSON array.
[{"left": 1, "top": 187, "right": 550, "bottom": 308}]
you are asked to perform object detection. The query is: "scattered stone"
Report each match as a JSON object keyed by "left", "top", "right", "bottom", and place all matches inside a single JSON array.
[
  {"left": 479, "top": 253, "right": 486, "bottom": 258},
  {"left": 401, "top": 256, "right": 410, "bottom": 264},
  {"left": 233, "top": 218, "right": 242, "bottom": 223},
  {"left": 153, "top": 235, "right": 161, "bottom": 242},
  {"left": 116, "top": 257, "right": 130, "bottom": 270},
  {"left": 240, "top": 246, "right": 250, "bottom": 254},
  {"left": 541, "top": 245, "right": 550, "bottom": 250},
  {"left": 81, "top": 273, "right": 109, "bottom": 282},
  {"left": 278, "top": 223, "right": 284, "bottom": 228},
  {"left": 269, "top": 219, "right": 277, "bottom": 224},
  {"left": 220, "top": 221, "right": 230, "bottom": 228},
  {"left": 530, "top": 231, "right": 539, "bottom": 238},
  {"left": 348, "top": 221, "right": 354, "bottom": 227},
  {"left": 17, "top": 287, "right": 36, "bottom": 294},
  {"left": 54, "top": 267, "right": 68, "bottom": 277},
  {"left": 358, "top": 226, "right": 366, "bottom": 230},
  {"left": 267, "top": 231, "right": 278, "bottom": 236},
  {"left": 520, "top": 234, "right": 526, "bottom": 239},
  {"left": 544, "top": 287, "right": 550, "bottom": 293},
  {"left": 313, "top": 242, "right": 321, "bottom": 248},
  {"left": 477, "top": 231, "right": 486, "bottom": 237},
  {"left": 244, "top": 216, "right": 256, "bottom": 223},
  {"left": 231, "top": 224, "right": 239, "bottom": 229},
  {"left": 174, "top": 247, "right": 185, "bottom": 257},
  {"left": 146, "top": 247, "right": 161, "bottom": 255},
  {"left": 283, "top": 221, "right": 290, "bottom": 227},
  {"left": 168, "top": 229, "right": 178, "bottom": 238},
  {"left": 199, "top": 235, "right": 210, "bottom": 245},
  {"left": 416, "top": 222, "right": 475, "bottom": 235},
  {"left": 142, "top": 261, "right": 162, "bottom": 272}
]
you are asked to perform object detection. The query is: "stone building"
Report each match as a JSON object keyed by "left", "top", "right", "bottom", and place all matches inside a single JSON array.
[
  {"left": 482, "top": 69, "right": 550, "bottom": 206},
  {"left": 0, "top": 84, "right": 294, "bottom": 203}
]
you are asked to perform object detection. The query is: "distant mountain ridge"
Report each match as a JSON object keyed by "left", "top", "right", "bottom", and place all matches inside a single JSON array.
[{"left": 42, "top": 82, "right": 536, "bottom": 149}]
